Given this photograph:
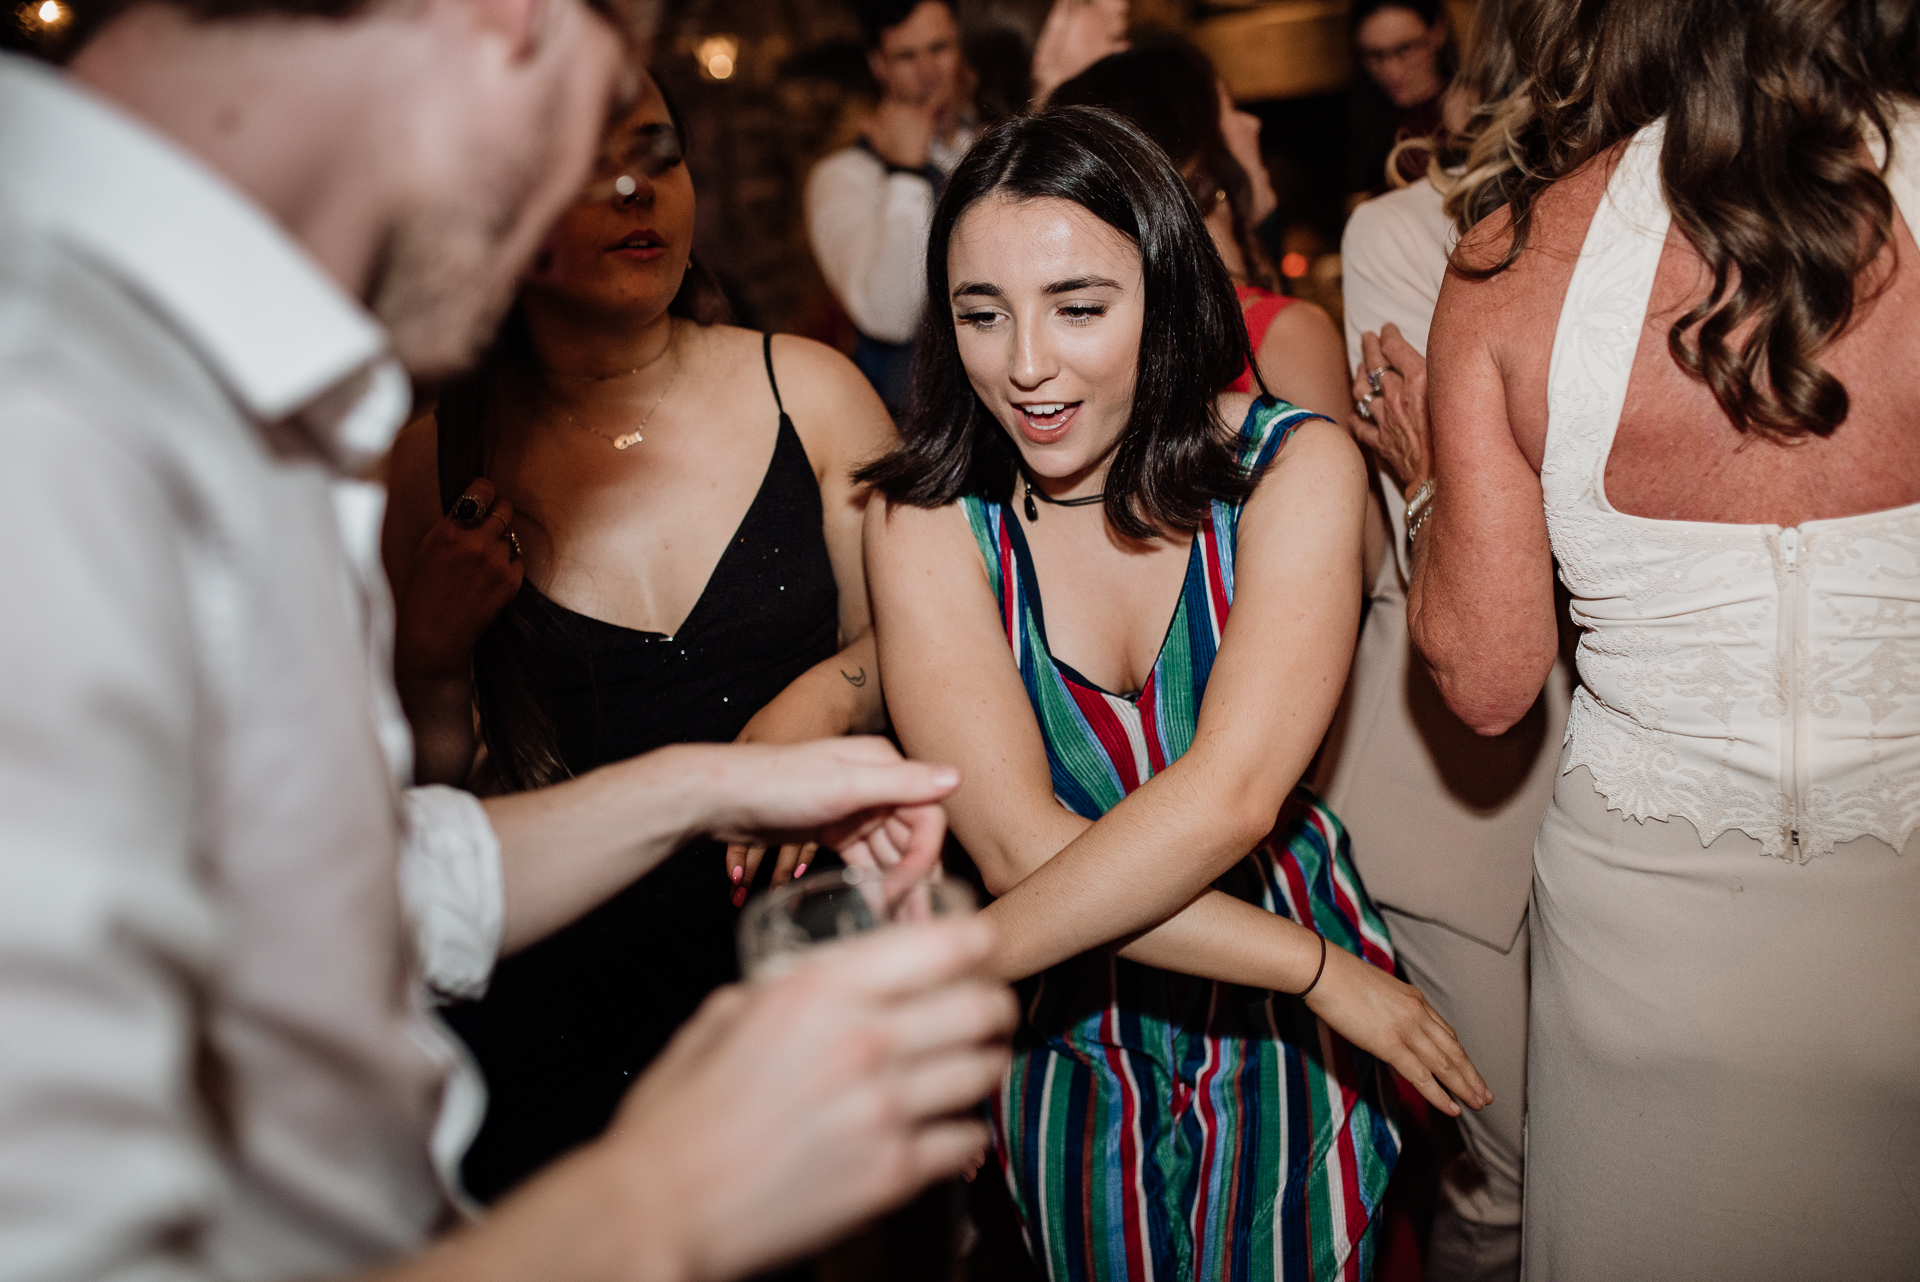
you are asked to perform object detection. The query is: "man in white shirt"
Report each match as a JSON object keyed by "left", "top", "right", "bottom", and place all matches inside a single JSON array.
[
  {"left": 804, "top": 0, "right": 974, "bottom": 414},
  {"left": 0, "top": 2, "right": 1014, "bottom": 1280}
]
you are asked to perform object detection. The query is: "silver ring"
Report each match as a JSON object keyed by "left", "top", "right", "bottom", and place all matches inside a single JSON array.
[
  {"left": 1356, "top": 392, "right": 1375, "bottom": 420},
  {"left": 485, "top": 509, "right": 510, "bottom": 536},
  {"left": 506, "top": 531, "right": 522, "bottom": 559},
  {"left": 1366, "top": 365, "right": 1394, "bottom": 395}
]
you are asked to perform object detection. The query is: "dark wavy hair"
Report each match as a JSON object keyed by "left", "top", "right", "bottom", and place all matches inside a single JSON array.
[
  {"left": 1050, "top": 33, "right": 1278, "bottom": 291},
  {"left": 435, "top": 74, "right": 731, "bottom": 792},
  {"left": 1478, "top": 0, "right": 1920, "bottom": 441},
  {"left": 857, "top": 106, "right": 1262, "bottom": 539}
]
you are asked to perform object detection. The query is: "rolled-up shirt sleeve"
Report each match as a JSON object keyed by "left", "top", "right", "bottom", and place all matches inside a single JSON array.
[
  {"left": 804, "top": 148, "right": 935, "bottom": 344},
  {"left": 0, "top": 386, "right": 225, "bottom": 1282},
  {"left": 398, "top": 785, "right": 503, "bottom": 1003}
]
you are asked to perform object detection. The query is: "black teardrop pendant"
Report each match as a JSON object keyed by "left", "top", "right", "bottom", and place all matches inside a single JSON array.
[{"left": 1025, "top": 490, "right": 1040, "bottom": 521}]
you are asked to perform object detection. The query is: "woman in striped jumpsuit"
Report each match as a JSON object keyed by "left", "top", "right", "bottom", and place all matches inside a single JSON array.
[{"left": 862, "top": 107, "right": 1489, "bottom": 1281}]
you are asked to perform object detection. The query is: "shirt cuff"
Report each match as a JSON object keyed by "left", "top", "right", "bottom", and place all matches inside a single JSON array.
[{"left": 400, "top": 785, "right": 503, "bottom": 1002}]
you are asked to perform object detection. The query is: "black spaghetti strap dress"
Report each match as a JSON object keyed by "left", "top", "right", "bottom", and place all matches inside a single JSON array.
[{"left": 445, "top": 334, "right": 841, "bottom": 1202}]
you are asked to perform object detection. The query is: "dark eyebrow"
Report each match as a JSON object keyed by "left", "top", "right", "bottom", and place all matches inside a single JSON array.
[
  {"left": 1046, "top": 275, "right": 1123, "bottom": 293},
  {"left": 951, "top": 282, "right": 1004, "bottom": 299}
]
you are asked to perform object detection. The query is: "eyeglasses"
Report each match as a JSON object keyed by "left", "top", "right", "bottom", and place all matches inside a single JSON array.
[
  {"left": 1359, "top": 35, "right": 1433, "bottom": 70},
  {"left": 576, "top": 123, "right": 684, "bottom": 206}
]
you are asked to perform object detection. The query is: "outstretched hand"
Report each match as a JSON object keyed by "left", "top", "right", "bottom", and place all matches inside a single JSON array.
[
  {"left": 1350, "top": 325, "right": 1432, "bottom": 496},
  {"left": 711, "top": 737, "right": 956, "bottom": 893},
  {"left": 1305, "top": 940, "right": 1491, "bottom": 1117}
]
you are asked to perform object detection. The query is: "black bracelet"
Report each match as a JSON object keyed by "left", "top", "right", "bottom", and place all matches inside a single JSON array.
[{"left": 1292, "top": 933, "right": 1328, "bottom": 999}]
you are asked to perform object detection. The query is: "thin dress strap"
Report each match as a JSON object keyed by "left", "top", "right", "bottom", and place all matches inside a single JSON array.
[{"left": 762, "top": 331, "right": 786, "bottom": 418}]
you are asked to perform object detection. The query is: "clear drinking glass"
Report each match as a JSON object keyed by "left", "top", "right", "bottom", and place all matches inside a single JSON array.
[{"left": 737, "top": 866, "right": 977, "bottom": 979}]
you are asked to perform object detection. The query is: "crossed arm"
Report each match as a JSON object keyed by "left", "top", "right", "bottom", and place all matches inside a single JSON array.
[{"left": 864, "top": 418, "right": 1490, "bottom": 1115}]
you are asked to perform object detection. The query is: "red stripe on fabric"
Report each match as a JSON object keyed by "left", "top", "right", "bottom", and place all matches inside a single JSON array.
[
  {"left": 1192, "top": 992, "right": 1236, "bottom": 1271},
  {"left": 1331, "top": 1036, "right": 1369, "bottom": 1277},
  {"left": 1315, "top": 808, "right": 1395, "bottom": 972},
  {"left": 1079, "top": 1077, "right": 1099, "bottom": 1282},
  {"left": 1069, "top": 683, "right": 1142, "bottom": 793},
  {"left": 1098, "top": 1006, "right": 1151, "bottom": 1280},
  {"left": 1137, "top": 671, "right": 1166, "bottom": 774}
]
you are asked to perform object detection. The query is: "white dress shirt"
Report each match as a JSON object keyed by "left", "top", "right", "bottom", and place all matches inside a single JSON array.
[
  {"left": 803, "top": 126, "right": 975, "bottom": 344},
  {"left": 0, "top": 55, "right": 500, "bottom": 1281}
]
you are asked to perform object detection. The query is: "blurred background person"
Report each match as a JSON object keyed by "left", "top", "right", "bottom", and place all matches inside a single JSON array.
[
  {"left": 805, "top": 0, "right": 976, "bottom": 414},
  {"left": 1321, "top": 3, "right": 1550, "bottom": 1280},
  {"left": 804, "top": 0, "right": 1127, "bottom": 415},
  {"left": 1343, "top": 0, "right": 1454, "bottom": 199},
  {"left": 383, "top": 72, "right": 898, "bottom": 1208},
  {"left": 1050, "top": 32, "right": 1348, "bottom": 419},
  {"left": 1369, "top": 0, "right": 1920, "bottom": 1276},
  {"left": 864, "top": 106, "right": 1489, "bottom": 1282}
]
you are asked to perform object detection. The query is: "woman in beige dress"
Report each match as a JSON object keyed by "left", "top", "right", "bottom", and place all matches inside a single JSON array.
[
  {"left": 1365, "top": 1, "right": 1920, "bottom": 1276},
  {"left": 1326, "top": 4, "right": 1554, "bottom": 1278}
]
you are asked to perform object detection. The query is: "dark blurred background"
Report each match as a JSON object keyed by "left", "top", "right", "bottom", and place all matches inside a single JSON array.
[{"left": 2, "top": 0, "right": 1472, "bottom": 346}]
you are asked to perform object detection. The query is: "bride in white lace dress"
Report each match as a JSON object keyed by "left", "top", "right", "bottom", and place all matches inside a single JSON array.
[{"left": 1357, "top": 2, "right": 1920, "bottom": 1277}]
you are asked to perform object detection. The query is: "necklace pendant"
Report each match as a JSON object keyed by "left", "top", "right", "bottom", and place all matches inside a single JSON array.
[
  {"left": 613, "top": 431, "right": 643, "bottom": 450},
  {"left": 1024, "top": 492, "right": 1039, "bottom": 522}
]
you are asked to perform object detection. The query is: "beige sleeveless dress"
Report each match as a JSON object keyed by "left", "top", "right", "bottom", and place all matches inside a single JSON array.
[{"left": 1524, "top": 119, "right": 1920, "bottom": 1280}]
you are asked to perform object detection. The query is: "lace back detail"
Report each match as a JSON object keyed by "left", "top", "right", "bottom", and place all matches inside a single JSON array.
[{"left": 1545, "top": 119, "right": 1920, "bottom": 861}]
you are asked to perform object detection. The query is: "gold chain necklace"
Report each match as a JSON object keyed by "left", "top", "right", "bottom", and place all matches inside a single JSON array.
[{"left": 547, "top": 327, "right": 682, "bottom": 451}]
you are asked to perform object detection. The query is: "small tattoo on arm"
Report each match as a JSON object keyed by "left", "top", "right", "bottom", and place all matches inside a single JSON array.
[{"left": 841, "top": 667, "right": 869, "bottom": 688}]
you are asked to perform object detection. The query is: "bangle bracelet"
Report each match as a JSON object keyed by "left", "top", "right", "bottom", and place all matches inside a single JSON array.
[{"left": 1292, "top": 932, "right": 1328, "bottom": 998}]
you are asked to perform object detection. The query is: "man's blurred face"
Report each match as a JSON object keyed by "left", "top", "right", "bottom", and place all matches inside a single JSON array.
[
  {"left": 868, "top": 1, "right": 962, "bottom": 111},
  {"left": 373, "top": 0, "right": 637, "bottom": 377},
  {"left": 1355, "top": 6, "right": 1446, "bottom": 110}
]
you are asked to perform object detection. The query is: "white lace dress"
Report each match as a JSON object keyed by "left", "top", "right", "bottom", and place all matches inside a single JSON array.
[{"left": 1525, "top": 120, "right": 1920, "bottom": 1280}]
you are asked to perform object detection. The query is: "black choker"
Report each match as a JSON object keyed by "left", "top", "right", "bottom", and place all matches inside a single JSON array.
[{"left": 1023, "top": 476, "right": 1104, "bottom": 521}]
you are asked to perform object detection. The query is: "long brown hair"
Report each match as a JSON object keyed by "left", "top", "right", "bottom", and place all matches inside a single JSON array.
[{"left": 1477, "top": 0, "right": 1920, "bottom": 442}]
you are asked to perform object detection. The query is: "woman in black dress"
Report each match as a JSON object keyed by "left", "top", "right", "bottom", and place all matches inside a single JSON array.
[{"left": 380, "top": 73, "right": 896, "bottom": 1202}]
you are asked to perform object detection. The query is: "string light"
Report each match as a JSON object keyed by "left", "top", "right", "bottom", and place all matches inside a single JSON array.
[
  {"left": 16, "top": 0, "right": 69, "bottom": 31},
  {"left": 696, "top": 35, "right": 738, "bottom": 82}
]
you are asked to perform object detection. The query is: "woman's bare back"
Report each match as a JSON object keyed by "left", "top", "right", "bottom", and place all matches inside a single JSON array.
[{"left": 1479, "top": 144, "right": 1920, "bottom": 527}]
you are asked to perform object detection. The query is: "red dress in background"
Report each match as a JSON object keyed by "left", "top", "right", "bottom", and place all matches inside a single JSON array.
[{"left": 1229, "top": 283, "right": 1296, "bottom": 394}]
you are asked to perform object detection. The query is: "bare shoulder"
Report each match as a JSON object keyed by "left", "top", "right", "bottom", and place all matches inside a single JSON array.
[
  {"left": 1262, "top": 297, "right": 1339, "bottom": 345},
  {"left": 767, "top": 331, "right": 897, "bottom": 473},
  {"left": 1266, "top": 415, "right": 1364, "bottom": 484},
  {"left": 865, "top": 492, "right": 978, "bottom": 555}
]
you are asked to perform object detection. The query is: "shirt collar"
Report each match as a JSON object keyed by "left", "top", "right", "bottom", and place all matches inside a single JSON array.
[{"left": 0, "top": 54, "right": 407, "bottom": 471}]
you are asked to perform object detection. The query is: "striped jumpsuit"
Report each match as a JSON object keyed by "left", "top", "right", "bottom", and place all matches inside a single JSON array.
[{"left": 966, "top": 400, "right": 1401, "bottom": 1282}]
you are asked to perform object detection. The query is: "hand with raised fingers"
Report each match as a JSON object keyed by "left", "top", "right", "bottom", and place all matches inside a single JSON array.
[
  {"left": 1030, "top": 0, "right": 1130, "bottom": 104},
  {"left": 1349, "top": 324, "right": 1432, "bottom": 496},
  {"left": 592, "top": 916, "right": 1017, "bottom": 1281},
  {"left": 1303, "top": 938, "right": 1492, "bottom": 1118}
]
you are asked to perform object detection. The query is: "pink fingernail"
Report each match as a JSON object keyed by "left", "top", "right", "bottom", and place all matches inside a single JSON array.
[
  {"left": 731, "top": 887, "right": 746, "bottom": 908},
  {"left": 731, "top": 864, "right": 743, "bottom": 884},
  {"left": 793, "top": 863, "right": 808, "bottom": 879}
]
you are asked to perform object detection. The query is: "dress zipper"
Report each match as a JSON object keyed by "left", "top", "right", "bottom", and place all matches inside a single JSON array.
[{"left": 1779, "top": 526, "right": 1804, "bottom": 856}]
